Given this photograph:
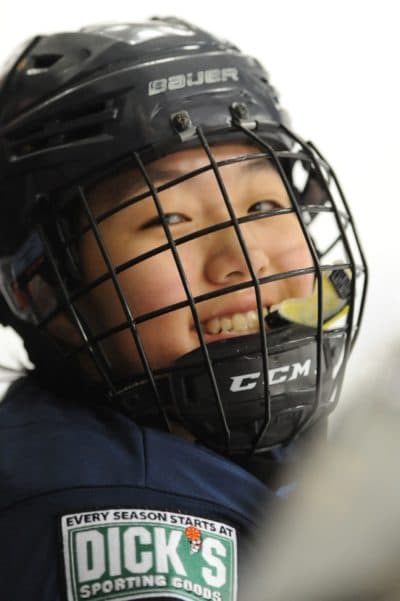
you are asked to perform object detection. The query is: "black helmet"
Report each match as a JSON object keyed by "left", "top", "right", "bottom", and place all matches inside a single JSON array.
[{"left": 0, "top": 17, "right": 368, "bottom": 456}]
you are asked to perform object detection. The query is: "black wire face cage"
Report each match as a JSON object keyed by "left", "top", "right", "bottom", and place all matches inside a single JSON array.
[{"left": 0, "top": 123, "right": 368, "bottom": 455}]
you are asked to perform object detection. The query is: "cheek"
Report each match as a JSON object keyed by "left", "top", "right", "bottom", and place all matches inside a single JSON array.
[
  {"left": 119, "top": 253, "right": 189, "bottom": 316},
  {"left": 78, "top": 237, "right": 200, "bottom": 372},
  {"left": 135, "top": 311, "right": 193, "bottom": 370},
  {"left": 117, "top": 252, "right": 200, "bottom": 370},
  {"left": 279, "top": 244, "right": 315, "bottom": 297},
  {"left": 80, "top": 226, "right": 190, "bottom": 316},
  {"left": 267, "top": 216, "right": 315, "bottom": 297}
]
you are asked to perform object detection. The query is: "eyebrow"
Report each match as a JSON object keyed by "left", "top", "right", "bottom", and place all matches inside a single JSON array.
[
  {"left": 89, "top": 153, "right": 275, "bottom": 214},
  {"left": 133, "top": 154, "right": 274, "bottom": 194}
]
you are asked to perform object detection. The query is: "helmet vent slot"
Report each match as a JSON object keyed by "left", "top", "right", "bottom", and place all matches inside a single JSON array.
[
  {"left": 5, "top": 100, "right": 118, "bottom": 158},
  {"left": 31, "top": 53, "right": 63, "bottom": 70}
]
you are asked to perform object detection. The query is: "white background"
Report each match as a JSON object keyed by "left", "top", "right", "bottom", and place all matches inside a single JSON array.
[{"left": 1, "top": 0, "right": 399, "bottom": 404}]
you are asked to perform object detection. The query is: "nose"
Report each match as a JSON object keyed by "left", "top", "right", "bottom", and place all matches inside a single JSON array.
[{"left": 204, "top": 229, "right": 270, "bottom": 286}]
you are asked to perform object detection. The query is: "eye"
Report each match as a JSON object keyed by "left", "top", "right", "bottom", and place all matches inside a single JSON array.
[
  {"left": 248, "top": 199, "right": 283, "bottom": 213},
  {"left": 141, "top": 213, "right": 191, "bottom": 229}
]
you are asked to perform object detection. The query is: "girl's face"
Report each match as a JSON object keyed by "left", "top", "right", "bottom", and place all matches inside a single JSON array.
[{"left": 78, "top": 143, "right": 314, "bottom": 376}]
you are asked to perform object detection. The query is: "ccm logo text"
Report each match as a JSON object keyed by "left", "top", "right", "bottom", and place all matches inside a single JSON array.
[{"left": 230, "top": 359, "right": 312, "bottom": 392}]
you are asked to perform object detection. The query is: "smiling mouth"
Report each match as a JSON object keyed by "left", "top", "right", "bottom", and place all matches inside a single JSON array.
[
  {"left": 198, "top": 270, "right": 351, "bottom": 336},
  {"left": 202, "top": 307, "right": 269, "bottom": 335}
]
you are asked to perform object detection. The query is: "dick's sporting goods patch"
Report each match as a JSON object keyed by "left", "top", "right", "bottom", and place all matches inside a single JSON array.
[{"left": 60, "top": 509, "right": 237, "bottom": 601}]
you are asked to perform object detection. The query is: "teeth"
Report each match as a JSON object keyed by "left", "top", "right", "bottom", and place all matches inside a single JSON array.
[
  {"left": 204, "top": 307, "right": 269, "bottom": 334},
  {"left": 206, "top": 318, "right": 220, "bottom": 334},
  {"left": 232, "top": 313, "right": 248, "bottom": 331},
  {"left": 246, "top": 310, "right": 259, "bottom": 329},
  {"left": 220, "top": 317, "right": 231, "bottom": 332}
]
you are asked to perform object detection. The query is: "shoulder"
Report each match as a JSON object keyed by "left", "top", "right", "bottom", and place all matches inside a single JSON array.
[
  {"left": 0, "top": 376, "right": 267, "bottom": 515},
  {"left": 0, "top": 377, "right": 272, "bottom": 601}
]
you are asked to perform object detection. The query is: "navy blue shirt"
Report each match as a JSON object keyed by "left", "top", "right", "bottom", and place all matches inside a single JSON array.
[{"left": 0, "top": 377, "right": 273, "bottom": 601}]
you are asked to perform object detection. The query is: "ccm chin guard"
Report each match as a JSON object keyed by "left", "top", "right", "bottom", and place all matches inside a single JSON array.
[
  {"left": 172, "top": 306, "right": 349, "bottom": 454},
  {"left": 114, "top": 325, "right": 346, "bottom": 456}
]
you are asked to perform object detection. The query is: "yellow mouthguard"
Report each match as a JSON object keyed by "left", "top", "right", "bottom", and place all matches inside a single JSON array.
[{"left": 271, "top": 271, "right": 350, "bottom": 329}]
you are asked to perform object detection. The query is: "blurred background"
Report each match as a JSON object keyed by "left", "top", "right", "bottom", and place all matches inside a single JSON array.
[{"left": 1, "top": 0, "right": 399, "bottom": 405}]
